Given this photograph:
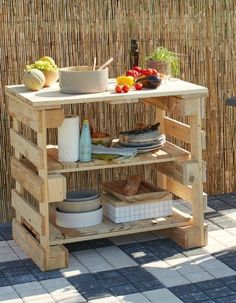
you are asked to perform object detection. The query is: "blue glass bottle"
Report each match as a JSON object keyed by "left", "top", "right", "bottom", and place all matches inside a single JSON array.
[{"left": 79, "top": 119, "right": 92, "bottom": 162}]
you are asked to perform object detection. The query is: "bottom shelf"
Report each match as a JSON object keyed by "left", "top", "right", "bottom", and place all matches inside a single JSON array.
[{"left": 49, "top": 208, "right": 192, "bottom": 245}]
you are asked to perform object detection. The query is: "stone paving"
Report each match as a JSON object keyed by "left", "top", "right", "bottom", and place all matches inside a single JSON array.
[{"left": 0, "top": 192, "right": 236, "bottom": 302}]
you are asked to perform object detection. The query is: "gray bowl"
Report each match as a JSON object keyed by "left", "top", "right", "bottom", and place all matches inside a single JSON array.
[
  {"left": 59, "top": 66, "right": 109, "bottom": 94},
  {"left": 57, "top": 196, "right": 101, "bottom": 213}
]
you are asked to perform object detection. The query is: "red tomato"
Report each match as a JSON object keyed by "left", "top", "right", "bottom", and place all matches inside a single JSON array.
[
  {"left": 151, "top": 68, "right": 158, "bottom": 75},
  {"left": 126, "top": 70, "right": 134, "bottom": 76},
  {"left": 115, "top": 85, "right": 123, "bottom": 93},
  {"left": 133, "top": 70, "right": 140, "bottom": 78},
  {"left": 145, "top": 68, "right": 153, "bottom": 76},
  {"left": 133, "top": 66, "right": 142, "bottom": 72},
  {"left": 140, "top": 68, "right": 147, "bottom": 75},
  {"left": 135, "top": 83, "right": 143, "bottom": 90},
  {"left": 122, "top": 85, "right": 130, "bottom": 93}
]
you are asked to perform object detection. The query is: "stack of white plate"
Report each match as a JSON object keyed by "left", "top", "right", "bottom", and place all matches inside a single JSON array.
[
  {"left": 56, "top": 190, "right": 103, "bottom": 228},
  {"left": 119, "top": 131, "right": 166, "bottom": 153}
]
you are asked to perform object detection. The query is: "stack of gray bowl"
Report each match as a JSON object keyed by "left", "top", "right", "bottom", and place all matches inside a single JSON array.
[{"left": 56, "top": 190, "right": 103, "bottom": 228}]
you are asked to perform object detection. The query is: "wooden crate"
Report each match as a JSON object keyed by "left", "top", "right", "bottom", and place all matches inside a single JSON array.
[{"left": 102, "top": 192, "right": 172, "bottom": 223}]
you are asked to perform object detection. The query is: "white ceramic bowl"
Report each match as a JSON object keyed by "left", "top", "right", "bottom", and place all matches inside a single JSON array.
[
  {"left": 59, "top": 66, "right": 108, "bottom": 94},
  {"left": 56, "top": 206, "right": 103, "bottom": 228},
  {"left": 57, "top": 196, "right": 101, "bottom": 213}
]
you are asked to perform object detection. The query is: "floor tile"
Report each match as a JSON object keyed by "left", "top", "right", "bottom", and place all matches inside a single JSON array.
[
  {"left": 202, "top": 285, "right": 235, "bottom": 299},
  {"left": 109, "top": 235, "right": 136, "bottom": 245},
  {"left": 0, "top": 259, "right": 23, "bottom": 270},
  {"left": 2, "top": 265, "right": 30, "bottom": 277},
  {"left": 195, "top": 278, "right": 224, "bottom": 290},
  {"left": 143, "top": 288, "right": 184, "bottom": 303},
  {"left": 118, "top": 292, "right": 151, "bottom": 303},
  {"left": 7, "top": 273, "right": 37, "bottom": 285},
  {"left": 88, "top": 238, "right": 114, "bottom": 248},
  {"left": 169, "top": 284, "right": 210, "bottom": 302},
  {"left": 96, "top": 246, "right": 137, "bottom": 269},
  {"left": 40, "top": 277, "right": 86, "bottom": 303},
  {"left": 60, "top": 254, "right": 89, "bottom": 278},
  {"left": 107, "top": 282, "right": 138, "bottom": 296},
  {"left": 32, "top": 270, "right": 63, "bottom": 281},
  {"left": 0, "top": 296, "right": 23, "bottom": 303},
  {"left": 0, "top": 277, "right": 10, "bottom": 286},
  {"left": 131, "top": 232, "right": 159, "bottom": 242},
  {"left": 88, "top": 296, "right": 120, "bottom": 303},
  {"left": 72, "top": 249, "right": 113, "bottom": 272},
  {"left": 119, "top": 242, "right": 157, "bottom": 265},
  {"left": 215, "top": 295, "right": 236, "bottom": 302},
  {"left": 13, "top": 281, "right": 48, "bottom": 296}
]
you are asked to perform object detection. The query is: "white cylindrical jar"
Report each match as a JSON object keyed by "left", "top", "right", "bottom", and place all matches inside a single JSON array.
[{"left": 58, "top": 116, "right": 80, "bottom": 162}]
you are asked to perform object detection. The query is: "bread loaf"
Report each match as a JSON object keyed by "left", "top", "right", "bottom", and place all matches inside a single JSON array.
[{"left": 123, "top": 175, "right": 141, "bottom": 196}]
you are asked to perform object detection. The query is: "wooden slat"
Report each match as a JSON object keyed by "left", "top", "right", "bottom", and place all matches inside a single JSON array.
[
  {"left": 12, "top": 219, "right": 67, "bottom": 271},
  {"left": 168, "top": 223, "right": 208, "bottom": 249},
  {"left": 45, "top": 108, "right": 64, "bottom": 128},
  {"left": 202, "top": 161, "right": 207, "bottom": 183},
  {"left": 157, "top": 160, "right": 200, "bottom": 185},
  {"left": 37, "top": 110, "right": 50, "bottom": 266},
  {"left": 48, "top": 174, "right": 66, "bottom": 203},
  {"left": 143, "top": 96, "right": 201, "bottom": 116},
  {"left": 12, "top": 189, "right": 45, "bottom": 235},
  {"left": 164, "top": 117, "right": 190, "bottom": 142},
  {"left": 12, "top": 219, "right": 45, "bottom": 270},
  {"left": 157, "top": 171, "right": 193, "bottom": 201},
  {"left": 164, "top": 116, "right": 206, "bottom": 149},
  {"left": 10, "top": 129, "right": 44, "bottom": 168},
  {"left": 7, "top": 96, "right": 41, "bottom": 132},
  {"left": 11, "top": 156, "right": 45, "bottom": 202},
  {"left": 47, "top": 245, "right": 68, "bottom": 270}
]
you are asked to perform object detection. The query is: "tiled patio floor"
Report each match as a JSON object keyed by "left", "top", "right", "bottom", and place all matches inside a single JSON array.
[{"left": 0, "top": 193, "right": 236, "bottom": 303}]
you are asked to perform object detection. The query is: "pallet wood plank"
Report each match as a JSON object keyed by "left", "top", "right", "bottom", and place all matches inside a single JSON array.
[
  {"left": 37, "top": 110, "right": 50, "bottom": 267},
  {"left": 10, "top": 129, "right": 44, "bottom": 168},
  {"left": 164, "top": 116, "right": 206, "bottom": 149},
  {"left": 7, "top": 95, "right": 41, "bottom": 131},
  {"left": 189, "top": 102, "right": 205, "bottom": 246},
  {"left": 48, "top": 174, "right": 66, "bottom": 202},
  {"left": 157, "top": 160, "right": 200, "bottom": 185},
  {"left": 47, "top": 245, "right": 68, "bottom": 270},
  {"left": 12, "top": 219, "right": 45, "bottom": 270},
  {"left": 169, "top": 223, "right": 208, "bottom": 249},
  {"left": 12, "top": 189, "right": 45, "bottom": 235},
  {"left": 11, "top": 156, "right": 45, "bottom": 202},
  {"left": 144, "top": 96, "right": 200, "bottom": 116},
  {"left": 45, "top": 108, "right": 64, "bottom": 128}
]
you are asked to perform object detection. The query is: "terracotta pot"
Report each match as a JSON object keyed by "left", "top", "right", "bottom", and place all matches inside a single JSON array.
[
  {"left": 42, "top": 70, "right": 59, "bottom": 87},
  {"left": 146, "top": 60, "right": 171, "bottom": 77}
]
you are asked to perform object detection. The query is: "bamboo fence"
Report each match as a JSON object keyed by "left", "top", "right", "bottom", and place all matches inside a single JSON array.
[{"left": 0, "top": 0, "right": 235, "bottom": 222}]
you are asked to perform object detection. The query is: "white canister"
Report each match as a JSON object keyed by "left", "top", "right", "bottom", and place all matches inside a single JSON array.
[{"left": 58, "top": 116, "right": 80, "bottom": 162}]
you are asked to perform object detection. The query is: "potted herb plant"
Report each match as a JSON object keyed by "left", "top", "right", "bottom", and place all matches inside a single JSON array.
[{"left": 146, "top": 47, "right": 181, "bottom": 78}]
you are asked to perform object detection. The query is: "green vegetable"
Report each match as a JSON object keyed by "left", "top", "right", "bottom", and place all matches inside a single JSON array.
[{"left": 146, "top": 47, "right": 181, "bottom": 77}]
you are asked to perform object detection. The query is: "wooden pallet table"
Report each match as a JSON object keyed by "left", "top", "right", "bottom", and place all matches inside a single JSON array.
[{"left": 6, "top": 78, "right": 208, "bottom": 271}]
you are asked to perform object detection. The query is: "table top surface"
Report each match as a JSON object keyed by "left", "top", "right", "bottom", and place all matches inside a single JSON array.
[{"left": 6, "top": 78, "right": 208, "bottom": 108}]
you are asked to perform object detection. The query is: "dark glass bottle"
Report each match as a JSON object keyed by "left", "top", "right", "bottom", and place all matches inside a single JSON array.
[{"left": 130, "top": 39, "right": 139, "bottom": 69}]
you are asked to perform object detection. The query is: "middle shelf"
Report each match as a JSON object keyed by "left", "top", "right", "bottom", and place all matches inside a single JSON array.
[{"left": 47, "top": 141, "right": 190, "bottom": 173}]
